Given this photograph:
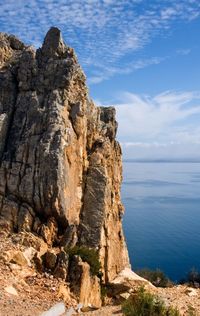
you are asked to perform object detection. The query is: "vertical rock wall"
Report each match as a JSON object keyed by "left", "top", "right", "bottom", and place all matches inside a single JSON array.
[{"left": 0, "top": 27, "right": 129, "bottom": 284}]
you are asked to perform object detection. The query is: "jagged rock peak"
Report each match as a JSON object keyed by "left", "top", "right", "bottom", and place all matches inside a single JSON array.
[
  {"left": 0, "top": 32, "right": 26, "bottom": 68},
  {"left": 0, "top": 32, "right": 25, "bottom": 50},
  {"left": 0, "top": 28, "right": 130, "bottom": 306},
  {"left": 41, "top": 27, "right": 69, "bottom": 58}
]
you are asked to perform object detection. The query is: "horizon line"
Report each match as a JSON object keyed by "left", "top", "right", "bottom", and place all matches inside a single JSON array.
[{"left": 123, "top": 158, "right": 200, "bottom": 163}]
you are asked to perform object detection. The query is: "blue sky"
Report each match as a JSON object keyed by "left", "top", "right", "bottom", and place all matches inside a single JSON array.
[{"left": 1, "top": 0, "right": 200, "bottom": 159}]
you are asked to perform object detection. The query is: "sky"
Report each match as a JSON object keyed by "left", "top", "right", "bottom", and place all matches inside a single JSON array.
[{"left": 0, "top": 0, "right": 200, "bottom": 160}]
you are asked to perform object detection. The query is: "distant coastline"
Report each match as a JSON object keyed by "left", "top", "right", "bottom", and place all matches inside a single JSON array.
[{"left": 123, "top": 159, "right": 200, "bottom": 163}]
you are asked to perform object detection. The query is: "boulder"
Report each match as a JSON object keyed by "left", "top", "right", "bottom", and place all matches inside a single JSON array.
[
  {"left": 44, "top": 250, "right": 57, "bottom": 270},
  {"left": 10, "top": 250, "right": 29, "bottom": 267},
  {"left": 5, "top": 285, "right": 18, "bottom": 296},
  {"left": 41, "top": 302, "right": 66, "bottom": 316},
  {"left": 57, "top": 284, "right": 71, "bottom": 303},
  {"left": 53, "top": 251, "right": 68, "bottom": 280},
  {"left": 69, "top": 255, "right": 101, "bottom": 308},
  {"left": 109, "top": 268, "right": 154, "bottom": 295}
]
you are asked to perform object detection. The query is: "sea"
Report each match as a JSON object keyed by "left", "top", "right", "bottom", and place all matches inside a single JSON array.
[{"left": 122, "top": 161, "right": 200, "bottom": 282}]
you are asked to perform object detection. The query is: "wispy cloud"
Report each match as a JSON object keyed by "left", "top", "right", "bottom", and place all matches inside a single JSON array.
[
  {"left": 88, "top": 56, "right": 167, "bottom": 84},
  {"left": 0, "top": 0, "right": 199, "bottom": 82},
  {"left": 113, "top": 90, "right": 200, "bottom": 145},
  {"left": 122, "top": 142, "right": 169, "bottom": 148},
  {"left": 176, "top": 49, "right": 191, "bottom": 56},
  {"left": 96, "top": 89, "right": 200, "bottom": 158},
  {"left": 88, "top": 48, "right": 193, "bottom": 84}
]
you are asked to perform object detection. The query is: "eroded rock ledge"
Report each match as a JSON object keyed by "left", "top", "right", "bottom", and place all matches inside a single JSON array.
[{"left": 0, "top": 27, "right": 130, "bottom": 305}]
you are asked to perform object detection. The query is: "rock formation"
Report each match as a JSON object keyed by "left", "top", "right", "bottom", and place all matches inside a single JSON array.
[{"left": 0, "top": 27, "right": 129, "bottom": 305}]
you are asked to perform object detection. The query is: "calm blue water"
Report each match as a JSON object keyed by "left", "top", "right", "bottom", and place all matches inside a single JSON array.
[{"left": 122, "top": 162, "right": 200, "bottom": 282}]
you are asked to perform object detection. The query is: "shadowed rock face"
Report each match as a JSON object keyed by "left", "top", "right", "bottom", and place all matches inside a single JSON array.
[{"left": 0, "top": 27, "right": 129, "bottom": 282}]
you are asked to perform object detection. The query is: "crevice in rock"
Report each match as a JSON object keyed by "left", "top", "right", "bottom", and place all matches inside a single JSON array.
[{"left": 0, "top": 73, "right": 18, "bottom": 165}]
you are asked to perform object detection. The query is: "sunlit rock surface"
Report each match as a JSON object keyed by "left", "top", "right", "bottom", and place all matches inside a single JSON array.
[{"left": 0, "top": 27, "right": 130, "bottom": 305}]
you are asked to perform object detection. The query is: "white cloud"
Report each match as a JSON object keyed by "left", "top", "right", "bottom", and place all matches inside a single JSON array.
[
  {"left": 115, "top": 91, "right": 199, "bottom": 142},
  {"left": 115, "top": 90, "right": 200, "bottom": 141},
  {"left": 105, "top": 90, "right": 200, "bottom": 158}
]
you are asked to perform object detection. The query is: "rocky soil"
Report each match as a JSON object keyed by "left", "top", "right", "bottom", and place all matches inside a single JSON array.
[
  {"left": 0, "top": 233, "right": 200, "bottom": 315},
  {"left": 82, "top": 286, "right": 200, "bottom": 316},
  {"left": 0, "top": 232, "right": 77, "bottom": 316},
  {"left": 156, "top": 286, "right": 200, "bottom": 316}
]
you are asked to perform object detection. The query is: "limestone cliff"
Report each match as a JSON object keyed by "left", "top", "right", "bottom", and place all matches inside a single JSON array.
[{"left": 0, "top": 27, "right": 129, "bottom": 304}]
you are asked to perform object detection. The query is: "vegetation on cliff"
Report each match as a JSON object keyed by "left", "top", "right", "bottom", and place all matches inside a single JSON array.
[
  {"left": 136, "top": 268, "right": 173, "bottom": 288},
  {"left": 66, "top": 246, "right": 101, "bottom": 277},
  {"left": 122, "top": 287, "right": 180, "bottom": 316}
]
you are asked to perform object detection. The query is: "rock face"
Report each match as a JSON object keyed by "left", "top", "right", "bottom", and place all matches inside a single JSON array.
[{"left": 0, "top": 27, "right": 130, "bottom": 302}]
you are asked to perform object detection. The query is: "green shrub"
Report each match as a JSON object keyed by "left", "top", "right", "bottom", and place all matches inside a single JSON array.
[
  {"left": 187, "top": 268, "right": 200, "bottom": 286},
  {"left": 187, "top": 305, "right": 197, "bottom": 316},
  {"left": 66, "top": 246, "right": 101, "bottom": 277},
  {"left": 136, "top": 268, "right": 172, "bottom": 287},
  {"left": 101, "top": 284, "right": 108, "bottom": 298},
  {"left": 179, "top": 268, "right": 200, "bottom": 287},
  {"left": 122, "top": 287, "right": 180, "bottom": 316},
  {"left": 100, "top": 284, "right": 110, "bottom": 305}
]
